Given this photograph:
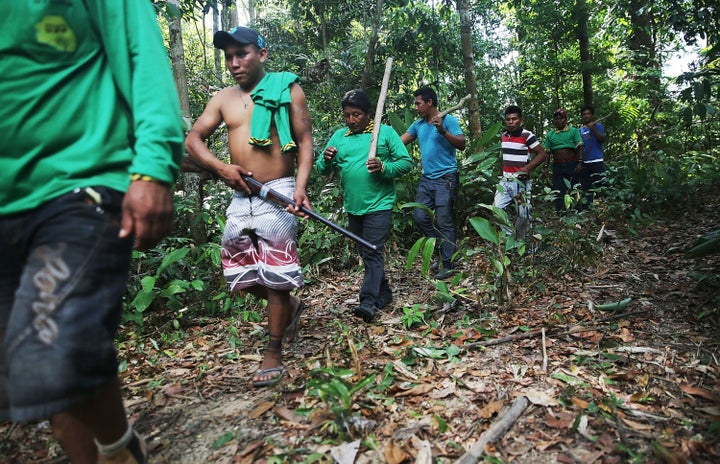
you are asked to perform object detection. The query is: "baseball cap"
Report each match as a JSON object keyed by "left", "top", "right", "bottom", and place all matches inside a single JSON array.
[
  {"left": 213, "top": 26, "right": 266, "bottom": 49},
  {"left": 553, "top": 108, "right": 567, "bottom": 118}
]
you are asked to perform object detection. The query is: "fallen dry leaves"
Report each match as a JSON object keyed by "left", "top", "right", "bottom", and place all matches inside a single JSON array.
[{"left": 2, "top": 196, "right": 719, "bottom": 463}]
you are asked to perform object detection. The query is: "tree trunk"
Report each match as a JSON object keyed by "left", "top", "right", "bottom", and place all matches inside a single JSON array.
[
  {"left": 361, "top": 0, "right": 383, "bottom": 91},
  {"left": 168, "top": 0, "right": 207, "bottom": 245},
  {"left": 457, "top": 0, "right": 481, "bottom": 140},
  {"left": 168, "top": 0, "right": 190, "bottom": 119},
  {"left": 212, "top": 4, "right": 222, "bottom": 81},
  {"left": 628, "top": 0, "right": 661, "bottom": 153},
  {"left": 221, "top": 0, "right": 237, "bottom": 31},
  {"left": 575, "top": 0, "right": 593, "bottom": 105},
  {"left": 236, "top": 0, "right": 256, "bottom": 24}
]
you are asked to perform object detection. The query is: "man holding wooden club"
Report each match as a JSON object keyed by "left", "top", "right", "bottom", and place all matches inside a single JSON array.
[
  {"left": 316, "top": 89, "right": 412, "bottom": 323},
  {"left": 401, "top": 87, "right": 467, "bottom": 280}
]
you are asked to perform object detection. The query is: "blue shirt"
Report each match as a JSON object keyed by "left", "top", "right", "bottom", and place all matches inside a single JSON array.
[
  {"left": 407, "top": 114, "right": 463, "bottom": 178},
  {"left": 579, "top": 122, "right": 605, "bottom": 163}
]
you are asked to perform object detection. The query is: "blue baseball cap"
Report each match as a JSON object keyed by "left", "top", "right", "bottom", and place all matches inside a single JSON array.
[{"left": 213, "top": 26, "right": 266, "bottom": 49}]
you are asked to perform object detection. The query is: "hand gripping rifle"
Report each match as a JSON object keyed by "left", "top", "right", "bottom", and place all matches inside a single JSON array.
[
  {"left": 180, "top": 156, "right": 377, "bottom": 250},
  {"left": 240, "top": 175, "right": 377, "bottom": 250}
]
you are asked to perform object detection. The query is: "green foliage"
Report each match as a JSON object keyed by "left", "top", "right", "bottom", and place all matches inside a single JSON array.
[
  {"left": 412, "top": 344, "right": 461, "bottom": 362},
  {"left": 457, "top": 123, "right": 502, "bottom": 223},
  {"left": 405, "top": 235, "right": 436, "bottom": 276},
  {"left": 400, "top": 304, "right": 426, "bottom": 329},
  {"left": 535, "top": 210, "right": 604, "bottom": 274},
  {"left": 306, "top": 367, "right": 376, "bottom": 436},
  {"left": 686, "top": 229, "right": 720, "bottom": 258},
  {"left": 466, "top": 204, "right": 532, "bottom": 302},
  {"left": 141, "top": 0, "right": 720, "bottom": 332},
  {"left": 125, "top": 241, "right": 210, "bottom": 326}
]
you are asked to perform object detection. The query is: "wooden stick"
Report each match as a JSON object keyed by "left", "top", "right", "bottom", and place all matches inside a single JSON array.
[
  {"left": 454, "top": 396, "right": 530, "bottom": 464},
  {"left": 594, "top": 112, "right": 612, "bottom": 123},
  {"left": 467, "top": 329, "right": 543, "bottom": 348},
  {"left": 438, "top": 94, "right": 472, "bottom": 119},
  {"left": 541, "top": 327, "right": 548, "bottom": 372},
  {"left": 368, "top": 57, "right": 393, "bottom": 160}
]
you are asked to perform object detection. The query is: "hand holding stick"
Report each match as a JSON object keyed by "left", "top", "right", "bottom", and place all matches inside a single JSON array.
[{"left": 368, "top": 57, "right": 394, "bottom": 160}]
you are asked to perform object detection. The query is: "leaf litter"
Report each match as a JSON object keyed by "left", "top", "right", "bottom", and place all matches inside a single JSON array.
[{"left": 1, "top": 195, "right": 719, "bottom": 463}]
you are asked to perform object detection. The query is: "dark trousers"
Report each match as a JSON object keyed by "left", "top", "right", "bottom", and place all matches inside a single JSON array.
[
  {"left": 348, "top": 210, "right": 392, "bottom": 309},
  {"left": 0, "top": 187, "right": 132, "bottom": 421},
  {"left": 578, "top": 161, "right": 606, "bottom": 208},
  {"left": 552, "top": 162, "right": 579, "bottom": 212},
  {"left": 413, "top": 173, "right": 458, "bottom": 268}
]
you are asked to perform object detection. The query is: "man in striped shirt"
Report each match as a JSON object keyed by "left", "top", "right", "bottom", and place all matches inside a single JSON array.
[{"left": 493, "top": 105, "right": 548, "bottom": 239}]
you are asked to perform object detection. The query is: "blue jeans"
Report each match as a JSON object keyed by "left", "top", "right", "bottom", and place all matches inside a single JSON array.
[
  {"left": 348, "top": 211, "right": 392, "bottom": 309},
  {"left": 552, "top": 162, "right": 579, "bottom": 212},
  {"left": 0, "top": 187, "right": 132, "bottom": 421},
  {"left": 414, "top": 173, "right": 458, "bottom": 268}
]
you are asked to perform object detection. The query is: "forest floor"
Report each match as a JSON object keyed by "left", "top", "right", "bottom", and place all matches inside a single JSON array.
[{"left": 1, "top": 193, "right": 719, "bottom": 464}]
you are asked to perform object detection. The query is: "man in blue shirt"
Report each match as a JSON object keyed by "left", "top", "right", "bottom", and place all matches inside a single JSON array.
[
  {"left": 578, "top": 105, "right": 607, "bottom": 208},
  {"left": 401, "top": 87, "right": 466, "bottom": 279}
]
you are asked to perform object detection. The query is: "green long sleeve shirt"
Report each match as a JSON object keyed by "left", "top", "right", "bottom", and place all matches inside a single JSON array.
[
  {"left": 316, "top": 125, "right": 413, "bottom": 216},
  {"left": 0, "top": 0, "right": 184, "bottom": 214}
]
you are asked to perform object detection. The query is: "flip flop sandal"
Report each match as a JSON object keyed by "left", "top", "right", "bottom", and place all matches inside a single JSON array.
[
  {"left": 284, "top": 299, "right": 305, "bottom": 343},
  {"left": 252, "top": 366, "right": 286, "bottom": 388}
]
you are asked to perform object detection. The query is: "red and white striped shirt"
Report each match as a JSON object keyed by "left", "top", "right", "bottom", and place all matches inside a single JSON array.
[{"left": 501, "top": 128, "right": 540, "bottom": 176}]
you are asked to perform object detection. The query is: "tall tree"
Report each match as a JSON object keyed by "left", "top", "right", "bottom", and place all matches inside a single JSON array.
[
  {"left": 361, "top": 0, "right": 385, "bottom": 90},
  {"left": 212, "top": 3, "right": 222, "bottom": 80},
  {"left": 574, "top": 0, "right": 593, "bottom": 105},
  {"left": 168, "top": 0, "right": 191, "bottom": 118},
  {"left": 164, "top": 0, "right": 208, "bottom": 244},
  {"left": 457, "top": 0, "right": 481, "bottom": 139},
  {"left": 221, "top": 0, "right": 237, "bottom": 30},
  {"left": 628, "top": 0, "right": 661, "bottom": 106}
]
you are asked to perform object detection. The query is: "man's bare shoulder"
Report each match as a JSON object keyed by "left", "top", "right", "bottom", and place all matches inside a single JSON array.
[
  {"left": 210, "top": 85, "right": 240, "bottom": 103},
  {"left": 199, "top": 86, "right": 236, "bottom": 113},
  {"left": 212, "top": 86, "right": 250, "bottom": 122}
]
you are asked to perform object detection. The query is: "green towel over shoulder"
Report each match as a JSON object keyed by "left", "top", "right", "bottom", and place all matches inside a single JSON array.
[{"left": 249, "top": 71, "right": 299, "bottom": 154}]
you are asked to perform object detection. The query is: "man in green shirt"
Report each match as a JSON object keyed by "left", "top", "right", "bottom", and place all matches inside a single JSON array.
[
  {"left": 0, "top": 1, "right": 184, "bottom": 462},
  {"left": 316, "top": 89, "right": 413, "bottom": 322},
  {"left": 544, "top": 108, "right": 584, "bottom": 212}
]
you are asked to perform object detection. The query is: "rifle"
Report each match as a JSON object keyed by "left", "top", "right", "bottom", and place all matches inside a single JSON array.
[
  {"left": 241, "top": 175, "right": 377, "bottom": 250},
  {"left": 180, "top": 157, "right": 377, "bottom": 250}
]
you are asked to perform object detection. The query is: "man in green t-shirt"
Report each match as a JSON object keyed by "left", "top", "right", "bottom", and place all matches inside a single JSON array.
[{"left": 543, "top": 108, "right": 584, "bottom": 212}]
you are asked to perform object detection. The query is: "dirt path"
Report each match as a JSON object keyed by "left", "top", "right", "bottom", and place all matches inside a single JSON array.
[{"left": 1, "top": 197, "right": 719, "bottom": 463}]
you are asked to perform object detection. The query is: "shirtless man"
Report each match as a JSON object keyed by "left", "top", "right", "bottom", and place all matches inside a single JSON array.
[
  {"left": 184, "top": 26, "right": 313, "bottom": 388},
  {"left": 543, "top": 108, "right": 584, "bottom": 212}
]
